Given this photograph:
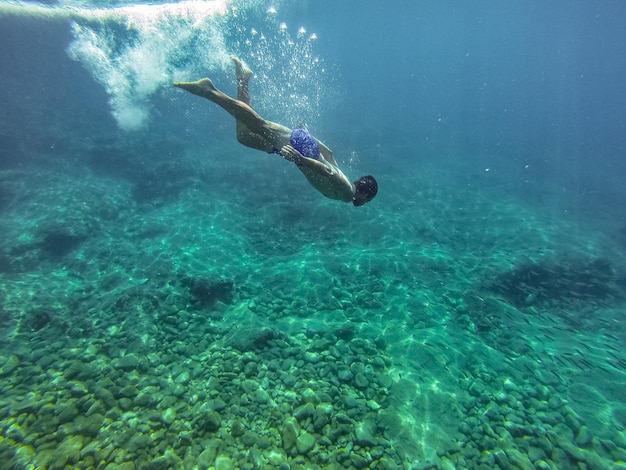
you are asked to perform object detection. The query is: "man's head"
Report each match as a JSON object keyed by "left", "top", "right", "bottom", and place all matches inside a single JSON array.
[{"left": 353, "top": 175, "right": 378, "bottom": 206}]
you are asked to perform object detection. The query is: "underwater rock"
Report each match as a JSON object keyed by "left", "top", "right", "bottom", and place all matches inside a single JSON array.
[
  {"left": 11, "top": 395, "right": 41, "bottom": 415},
  {"left": 63, "top": 360, "right": 98, "bottom": 381},
  {"left": 56, "top": 402, "right": 79, "bottom": 425},
  {"left": 296, "top": 431, "right": 316, "bottom": 454},
  {"left": 197, "top": 439, "right": 221, "bottom": 469},
  {"left": 354, "top": 373, "right": 369, "bottom": 389},
  {"left": 304, "top": 351, "right": 322, "bottom": 363},
  {"left": 225, "top": 326, "right": 278, "bottom": 352},
  {"left": 354, "top": 419, "right": 378, "bottom": 447},
  {"left": 39, "top": 227, "right": 87, "bottom": 258},
  {"left": 335, "top": 325, "right": 356, "bottom": 340},
  {"left": 127, "top": 433, "right": 150, "bottom": 453},
  {"left": 313, "top": 403, "right": 333, "bottom": 431},
  {"left": 243, "top": 359, "right": 259, "bottom": 377},
  {"left": 0, "top": 355, "right": 19, "bottom": 377},
  {"left": 207, "top": 397, "right": 227, "bottom": 411},
  {"left": 301, "top": 388, "right": 321, "bottom": 405},
  {"left": 241, "top": 379, "right": 259, "bottom": 394},
  {"left": 257, "top": 435, "right": 272, "bottom": 449},
  {"left": 253, "top": 388, "right": 270, "bottom": 404},
  {"left": 504, "top": 448, "right": 535, "bottom": 470},
  {"left": 230, "top": 419, "right": 246, "bottom": 438},
  {"left": 23, "top": 309, "right": 53, "bottom": 332},
  {"left": 575, "top": 425, "right": 593, "bottom": 448},
  {"left": 350, "top": 452, "right": 371, "bottom": 469},
  {"left": 527, "top": 446, "right": 547, "bottom": 462},
  {"left": 94, "top": 385, "right": 116, "bottom": 408},
  {"left": 118, "top": 398, "right": 133, "bottom": 411},
  {"left": 534, "top": 461, "right": 552, "bottom": 470},
  {"left": 74, "top": 413, "right": 103, "bottom": 438},
  {"left": 468, "top": 380, "right": 485, "bottom": 397},
  {"left": 266, "top": 449, "right": 288, "bottom": 466},
  {"left": 583, "top": 449, "right": 613, "bottom": 469},
  {"left": 174, "top": 370, "right": 190, "bottom": 385},
  {"left": 161, "top": 407, "right": 176, "bottom": 426},
  {"left": 376, "top": 456, "right": 398, "bottom": 469},
  {"left": 115, "top": 354, "right": 141, "bottom": 371},
  {"left": 241, "top": 431, "right": 259, "bottom": 447},
  {"left": 144, "top": 449, "right": 182, "bottom": 470},
  {"left": 343, "top": 395, "right": 362, "bottom": 411},
  {"left": 50, "top": 435, "right": 84, "bottom": 469},
  {"left": 214, "top": 455, "right": 234, "bottom": 470},
  {"left": 117, "top": 385, "right": 139, "bottom": 399},
  {"left": 281, "top": 417, "right": 299, "bottom": 456},
  {"left": 337, "top": 367, "right": 353, "bottom": 383},
  {"left": 294, "top": 403, "right": 315, "bottom": 421},
  {"left": 195, "top": 410, "right": 221, "bottom": 433},
  {"left": 366, "top": 400, "right": 381, "bottom": 411},
  {"left": 504, "top": 420, "right": 534, "bottom": 438},
  {"left": 281, "top": 372, "right": 297, "bottom": 388},
  {"left": 183, "top": 277, "right": 234, "bottom": 307},
  {"left": 555, "top": 437, "right": 586, "bottom": 462},
  {"left": 489, "top": 256, "right": 623, "bottom": 308},
  {"left": 493, "top": 449, "right": 509, "bottom": 468}
]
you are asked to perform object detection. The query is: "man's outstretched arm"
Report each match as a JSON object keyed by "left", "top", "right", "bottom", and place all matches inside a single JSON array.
[{"left": 279, "top": 145, "right": 334, "bottom": 174}]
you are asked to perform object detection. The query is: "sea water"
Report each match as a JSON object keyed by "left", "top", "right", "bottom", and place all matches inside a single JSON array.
[{"left": 1, "top": 1, "right": 626, "bottom": 468}]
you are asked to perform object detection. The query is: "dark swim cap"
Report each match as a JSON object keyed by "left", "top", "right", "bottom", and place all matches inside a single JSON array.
[
  {"left": 290, "top": 128, "right": 320, "bottom": 159},
  {"left": 353, "top": 175, "right": 378, "bottom": 206}
]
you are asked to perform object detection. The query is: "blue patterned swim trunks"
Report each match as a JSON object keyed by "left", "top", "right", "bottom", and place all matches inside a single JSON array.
[{"left": 290, "top": 128, "right": 320, "bottom": 160}]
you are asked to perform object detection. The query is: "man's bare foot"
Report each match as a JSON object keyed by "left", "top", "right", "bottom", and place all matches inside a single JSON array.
[
  {"left": 173, "top": 78, "right": 217, "bottom": 98},
  {"left": 231, "top": 56, "right": 253, "bottom": 82}
]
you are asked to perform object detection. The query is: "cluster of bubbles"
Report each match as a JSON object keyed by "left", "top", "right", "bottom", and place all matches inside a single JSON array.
[
  {"left": 227, "top": 5, "right": 329, "bottom": 130},
  {"left": 2, "top": 0, "right": 330, "bottom": 131}
]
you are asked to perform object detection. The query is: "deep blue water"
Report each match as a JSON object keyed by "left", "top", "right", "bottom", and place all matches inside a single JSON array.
[{"left": 304, "top": 1, "right": 626, "bottom": 231}]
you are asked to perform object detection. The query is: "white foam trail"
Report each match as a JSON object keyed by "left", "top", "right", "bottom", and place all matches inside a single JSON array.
[
  {"left": 2, "top": 0, "right": 331, "bottom": 132},
  {"left": 2, "top": 1, "right": 236, "bottom": 130},
  {"left": 63, "top": 1, "right": 233, "bottom": 130}
]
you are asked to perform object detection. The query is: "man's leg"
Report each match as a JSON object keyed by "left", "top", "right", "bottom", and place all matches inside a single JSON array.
[
  {"left": 174, "top": 78, "right": 263, "bottom": 126},
  {"left": 232, "top": 56, "right": 253, "bottom": 105},
  {"left": 174, "top": 78, "right": 288, "bottom": 152},
  {"left": 231, "top": 56, "right": 255, "bottom": 144}
]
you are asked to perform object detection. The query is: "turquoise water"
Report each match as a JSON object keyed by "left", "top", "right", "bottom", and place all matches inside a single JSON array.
[{"left": 1, "top": 1, "right": 626, "bottom": 469}]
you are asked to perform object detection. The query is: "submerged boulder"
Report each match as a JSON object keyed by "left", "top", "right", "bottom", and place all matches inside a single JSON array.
[
  {"left": 224, "top": 326, "right": 278, "bottom": 352},
  {"left": 183, "top": 277, "right": 234, "bottom": 307},
  {"left": 40, "top": 228, "right": 87, "bottom": 258}
]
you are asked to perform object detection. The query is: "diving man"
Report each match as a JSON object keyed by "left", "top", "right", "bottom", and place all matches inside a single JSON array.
[{"left": 174, "top": 57, "right": 378, "bottom": 207}]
